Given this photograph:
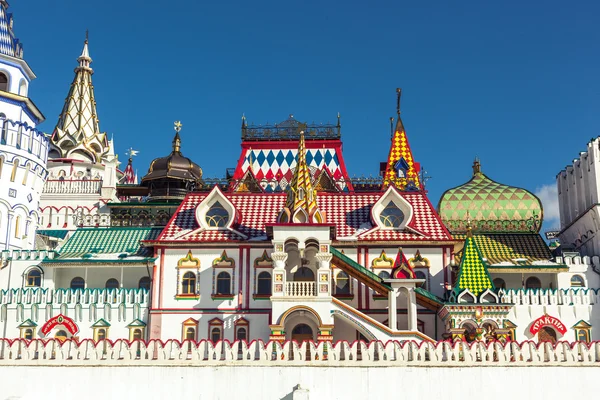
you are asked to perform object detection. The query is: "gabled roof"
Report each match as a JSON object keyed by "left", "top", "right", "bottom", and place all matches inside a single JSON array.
[
  {"left": 91, "top": 318, "right": 111, "bottom": 328},
  {"left": 45, "top": 227, "right": 161, "bottom": 263},
  {"left": 454, "top": 235, "right": 494, "bottom": 296},
  {"left": 453, "top": 233, "right": 559, "bottom": 268},
  {"left": 126, "top": 319, "right": 147, "bottom": 328},
  {"left": 156, "top": 191, "right": 452, "bottom": 243}
]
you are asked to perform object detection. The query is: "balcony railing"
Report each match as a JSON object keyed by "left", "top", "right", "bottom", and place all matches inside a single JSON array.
[
  {"left": 285, "top": 281, "right": 316, "bottom": 297},
  {"left": 498, "top": 288, "right": 600, "bottom": 306},
  {"left": 0, "top": 288, "right": 150, "bottom": 305},
  {"left": 43, "top": 179, "right": 102, "bottom": 194}
]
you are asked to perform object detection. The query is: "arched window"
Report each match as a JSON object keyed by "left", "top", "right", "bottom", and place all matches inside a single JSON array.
[
  {"left": 18, "top": 79, "right": 27, "bottom": 96},
  {"left": 105, "top": 278, "right": 119, "bottom": 289},
  {"left": 205, "top": 201, "right": 229, "bottom": 227},
  {"left": 14, "top": 215, "right": 20, "bottom": 238},
  {"left": 493, "top": 278, "right": 506, "bottom": 289},
  {"left": 70, "top": 277, "right": 85, "bottom": 290},
  {"left": 570, "top": 275, "right": 585, "bottom": 288},
  {"left": 577, "top": 329, "right": 590, "bottom": 342},
  {"left": 10, "top": 159, "right": 18, "bottom": 182},
  {"left": 185, "top": 327, "right": 196, "bottom": 341},
  {"left": 216, "top": 272, "right": 231, "bottom": 295},
  {"left": 0, "top": 113, "right": 7, "bottom": 144},
  {"left": 415, "top": 270, "right": 428, "bottom": 290},
  {"left": 236, "top": 327, "right": 247, "bottom": 341},
  {"left": 525, "top": 277, "right": 541, "bottom": 289},
  {"left": 181, "top": 272, "right": 196, "bottom": 294},
  {"left": 211, "top": 327, "right": 222, "bottom": 342},
  {"left": 133, "top": 329, "right": 143, "bottom": 341},
  {"left": 335, "top": 271, "right": 350, "bottom": 295},
  {"left": 378, "top": 271, "right": 390, "bottom": 280},
  {"left": 24, "top": 328, "right": 33, "bottom": 340},
  {"left": 138, "top": 276, "right": 151, "bottom": 290},
  {"left": 379, "top": 201, "right": 404, "bottom": 228},
  {"left": 96, "top": 328, "right": 107, "bottom": 341},
  {"left": 22, "top": 162, "right": 29, "bottom": 185},
  {"left": 257, "top": 271, "right": 271, "bottom": 295},
  {"left": 0, "top": 72, "right": 8, "bottom": 92},
  {"left": 26, "top": 269, "right": 41, "bottom": 287}
]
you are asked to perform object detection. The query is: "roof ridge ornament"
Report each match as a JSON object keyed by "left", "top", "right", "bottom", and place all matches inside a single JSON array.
[
  {"left": 173, "top": 121, "right": 182, "bottom": 152},
  {"left": 277, "top": 131, "right": 324, "bottom": 224}
]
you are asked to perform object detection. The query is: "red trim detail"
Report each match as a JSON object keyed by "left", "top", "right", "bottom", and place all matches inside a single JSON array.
[
  {"left": 364, "top": 247, "right": 370, "bottom": 310},
  {"left": 529, "top": 315, "right": 567, "bottom": 336},
  {"left": 41, "top": 314, "right": 79, "bottom": 336}
]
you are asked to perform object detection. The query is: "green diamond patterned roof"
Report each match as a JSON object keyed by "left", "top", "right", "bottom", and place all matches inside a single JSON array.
[
  {"left": 454, "top": 235, "right": 494, "bottom": 296},
  {"left": 49, "top": 227, "right": 161, "bottom": 262},
  {"left": 438, "top": 161, "right": 542, "bottom": 234}
]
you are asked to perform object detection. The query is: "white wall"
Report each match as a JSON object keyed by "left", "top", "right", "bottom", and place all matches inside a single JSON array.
[{"left": 0, "top": 365, "right": 596, "bottom": 400}]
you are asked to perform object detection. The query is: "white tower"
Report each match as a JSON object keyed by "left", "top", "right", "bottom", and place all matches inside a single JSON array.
[
  {"left": 40, "top": 35, "right": 119, "bottom": 235},
  {"left": 0, "top": 0, "right": 48, "bottom": 250}
]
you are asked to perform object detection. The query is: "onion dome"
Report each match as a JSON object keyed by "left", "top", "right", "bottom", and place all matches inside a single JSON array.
[
  {"left": 141, "top": 122, "right": 202, "bottom": 201},
  {"left": 438, "top": 160, "right": 542, "bottom": 234}
]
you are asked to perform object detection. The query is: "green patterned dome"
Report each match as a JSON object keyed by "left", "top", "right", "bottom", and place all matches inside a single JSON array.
[{"left": 438, "top": 160, "right": 542, "bottom": 234}]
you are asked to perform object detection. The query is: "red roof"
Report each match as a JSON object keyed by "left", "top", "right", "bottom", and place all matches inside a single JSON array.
[{"left": 157, "top": 191, "right": 452, "bottom": 243}]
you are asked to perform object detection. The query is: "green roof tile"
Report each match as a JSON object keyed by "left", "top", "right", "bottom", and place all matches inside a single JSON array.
[{"left": 454, "top": 235, "right": 494, "bottom": 296}]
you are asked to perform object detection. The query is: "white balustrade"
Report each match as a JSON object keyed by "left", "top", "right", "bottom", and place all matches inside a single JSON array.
[
  {"left": 285, "top": 281, "right": 316, "bottom": 297},
  {"left": 499, "top": 288, "right": 600, "bottom": 306},
  {"left": 0, "top": 288, "right": 149, "bottom": 306},
  {"left": 43, "top": 179, "right": 102, "bottom": 194},
  {"left": 0, "top": 339, "right": 598, "bottom": 366}
]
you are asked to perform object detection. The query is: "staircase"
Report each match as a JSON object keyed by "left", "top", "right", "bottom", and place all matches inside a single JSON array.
[{"left": 331, "top": 298, "right": 434, "bottom": 343}]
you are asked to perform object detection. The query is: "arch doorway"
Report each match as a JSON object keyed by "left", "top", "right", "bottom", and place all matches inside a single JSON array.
[
  {"left": 291, "top": 324, "right": 314, "bottom": 342},
  {"left": 55, "top": 330, "right": 68, "bottom": 343},
  {"left": 538, "top": 326, "right": 557, "bottom": 344},
  {"left": 293, "top": 267, "right": 314, "bottom": 282}
]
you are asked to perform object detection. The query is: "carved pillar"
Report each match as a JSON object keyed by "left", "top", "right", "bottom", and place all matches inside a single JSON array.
[
  {"left": 271, "top": 251, "right": 288, "bottom": 298},
  {"left": 388, "top": 288, "right": 398, "bottom": 330},
  {"left": 315, "top": 252, "right": 332, "bottom": 297},
  {"left": 407, "top": 288, "right": 417, "bottom": 331}
]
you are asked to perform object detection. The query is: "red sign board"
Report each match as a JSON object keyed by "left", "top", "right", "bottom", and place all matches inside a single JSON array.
[
  {"left": 529, "top": 314, "right": 567, "bottom": 336},
  {"left": 41, "top": 314, "right": 79, "bottom": 336}
]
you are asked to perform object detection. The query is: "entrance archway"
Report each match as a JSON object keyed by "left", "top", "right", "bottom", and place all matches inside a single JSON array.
[
  {"left": 55, "top": 330, "right": 68, "bottom": 343},
  {"left": 538, "top": 326, "right": 557, "bottom": 343},
  {"left": 292, "top": 323, "right": 314, "bottom": 342}
]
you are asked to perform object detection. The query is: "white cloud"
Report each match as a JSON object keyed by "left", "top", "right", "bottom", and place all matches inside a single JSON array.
[{"left": 535, "top": 184, "right": 560, "bottom": 224}]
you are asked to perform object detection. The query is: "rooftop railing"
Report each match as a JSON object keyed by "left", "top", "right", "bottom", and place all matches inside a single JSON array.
[{"left": 0, "top": 288, "right": 150, "bottom": 305}]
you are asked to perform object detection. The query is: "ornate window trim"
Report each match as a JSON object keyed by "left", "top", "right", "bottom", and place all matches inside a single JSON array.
[
  {"left": 23, "top": 266, "right": 43, "bottom": 288},
  {"left": 333, "top": 269, "right": 353, "bottom": 299},
  {"left": 409, "top": 250, "right": 430, "bottom": 268},
  {"left": 253, "top": 250, "right": 273, "bottom": 299},
  {"left": 208, "top": 318, "right": 224, "bottom": 342},
  {"left": 127, "top": 319, "right": 146, "bottom": 342},
  {"left": 573, "top": 320, "right": 592, "bottom": 342},
  {"left": 176, "top": 251, "right": 200, "bottom": 300},
  {"left": 212, "top": 251, "right": 235, "bottom": 299},
  {"left": 371, "top": 250, "right": 394, "bottom": 269},
  {"left": 182, "top": 317, "right": 198, "bottom": 342},
  {"left": 234, "top": 318, "right": 250, "bottom": 341},
  {"left": 370, "top": 186, "right": 414, "bottom": 231},
  {"left": 194, "top": 186, "right": 247, "bottom": 238}
]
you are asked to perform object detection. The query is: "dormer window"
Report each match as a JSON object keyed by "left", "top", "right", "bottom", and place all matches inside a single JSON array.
[
  {"left": 380, "top": 201, "right": 404, "bottom": 228},
  {"left": 206, "top": 201, "right": 229, "bottom": 227}
]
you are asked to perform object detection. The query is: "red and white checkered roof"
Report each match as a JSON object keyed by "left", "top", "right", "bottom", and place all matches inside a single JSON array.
[{"left": 157, "top": 191, "right": 452, "bottom": 243}]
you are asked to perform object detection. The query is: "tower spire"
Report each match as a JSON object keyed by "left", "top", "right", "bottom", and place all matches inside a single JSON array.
[
  {"left": 49, "top": 34, "right": 108, "bottom": 163},
  {"left": 278, "top": 131, "right": 324, "bottom": 223},
  {"left": 382, "top": 88, "right": 421, "bottom": 190}
]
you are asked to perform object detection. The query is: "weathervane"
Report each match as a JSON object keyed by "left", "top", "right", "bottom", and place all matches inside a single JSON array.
[
  {"left": 174, "top": 121, "right": 182, "bottom": 133},
  {"left": 125, "top": 147, "right": 139, "bottom": 160},
  {"left": 419, "top": 167, "right": 432, "bottom": 189}
]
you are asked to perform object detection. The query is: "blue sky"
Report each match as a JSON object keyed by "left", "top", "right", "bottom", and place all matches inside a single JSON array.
[{"left": 12, "top": 0, "right": 600, "bottom": 232}]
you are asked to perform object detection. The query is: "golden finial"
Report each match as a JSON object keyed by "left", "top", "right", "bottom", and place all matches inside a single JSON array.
[
  {"left": 174, "top": 120, "right": 182, "bottom": 133},
  {"left": 85, "top": 29, "right": 89, "bottom": 44},
  {"left": 466, "top": 211, "right": 473, "bottom": 237}
]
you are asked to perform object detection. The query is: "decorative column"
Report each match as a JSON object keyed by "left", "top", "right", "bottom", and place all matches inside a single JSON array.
[
  {"left": 315, "top": 250, "right": 332, "bottom": 297},
  {"left": 388, "top": 288, "right": 399, "bottom": 331},
  {"left": 407, "top": 287, "right": 417, "bottom": 331},
  {"left": 271, "top": 247, "right": 288, "bottom": 298}
]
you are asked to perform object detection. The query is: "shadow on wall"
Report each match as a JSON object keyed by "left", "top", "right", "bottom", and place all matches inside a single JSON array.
[{"left": 281, "top": 384, "right": 309, "bottom": 400}]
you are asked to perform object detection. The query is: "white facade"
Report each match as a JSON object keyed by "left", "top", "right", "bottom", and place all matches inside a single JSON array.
[
  {"left": 0, "top": 5, "right": 48, "bottom": 252},
  {"left": 557, "top": 137, "right": 600, "bottom": 255}
]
